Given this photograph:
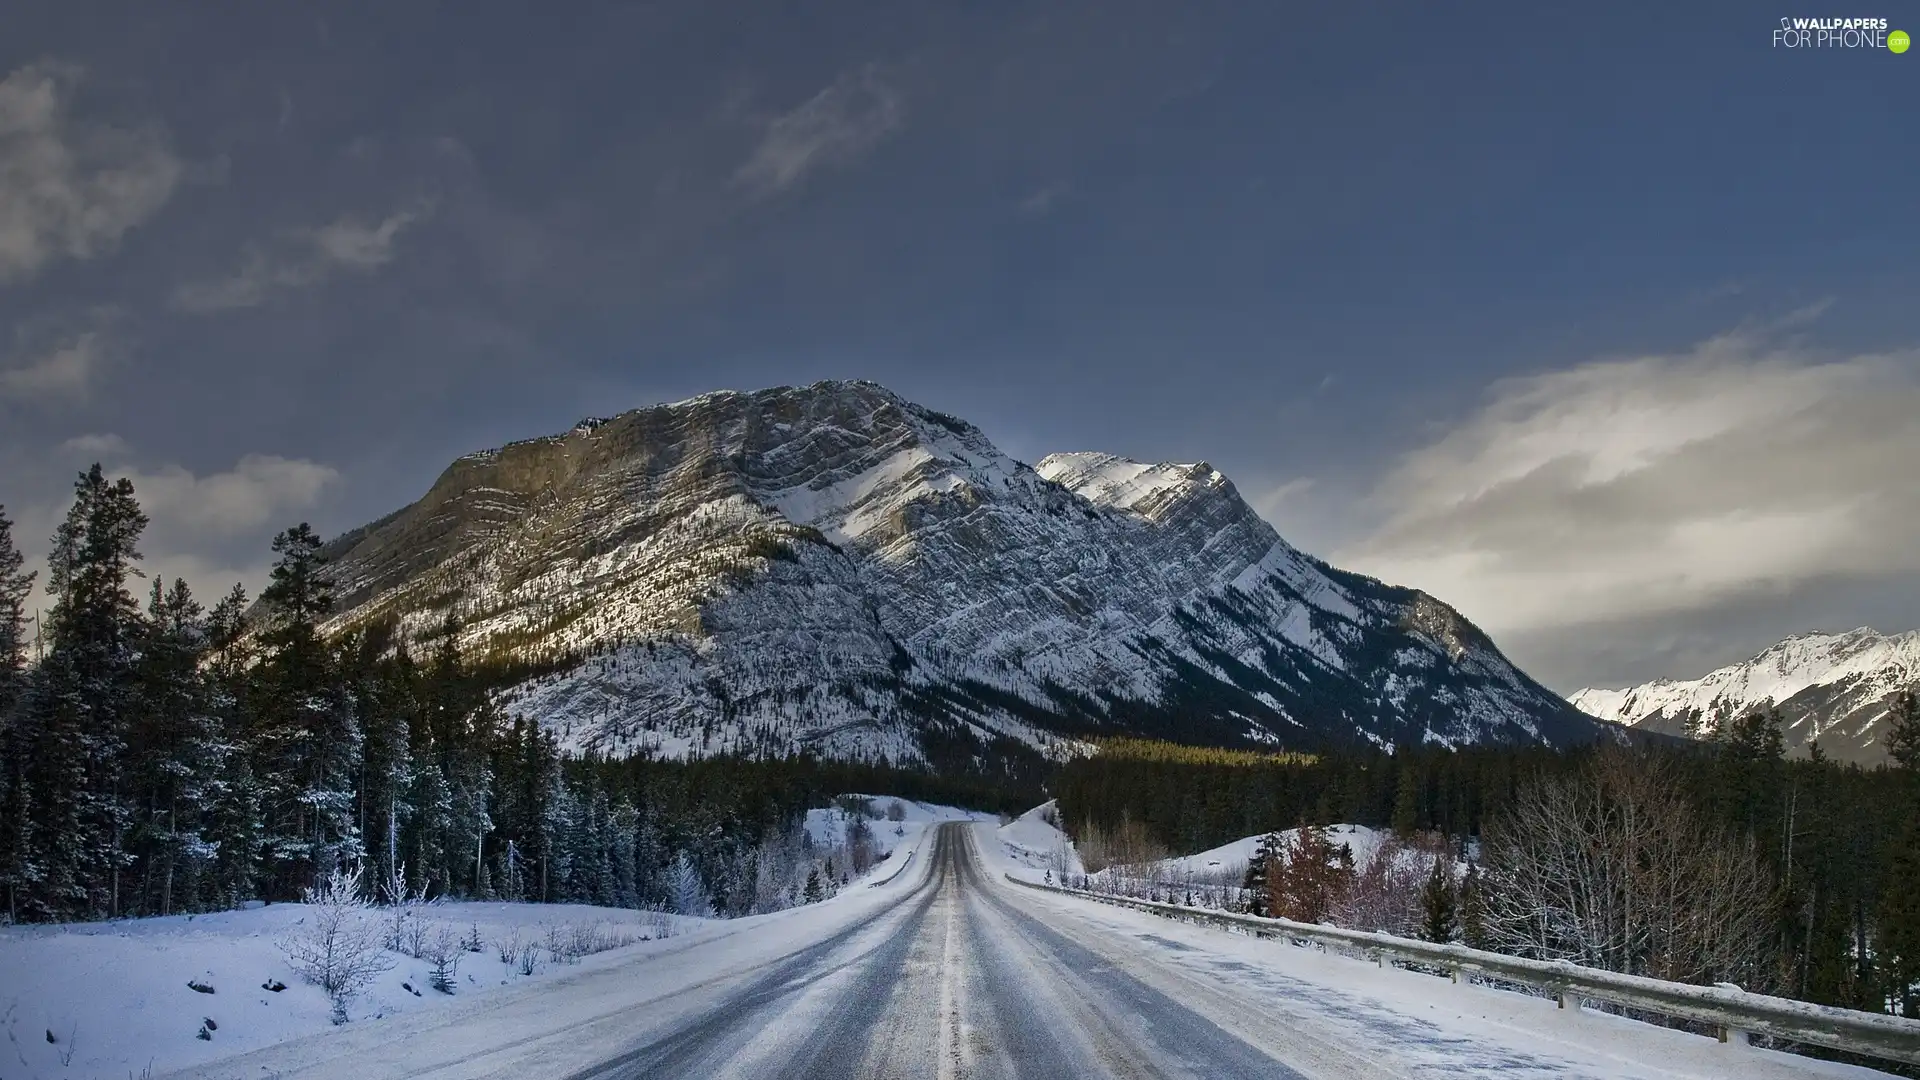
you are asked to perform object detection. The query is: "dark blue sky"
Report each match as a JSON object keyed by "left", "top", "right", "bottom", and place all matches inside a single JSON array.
[{"left": 2, "top": 2, "right": 1916, "bottom": 689}]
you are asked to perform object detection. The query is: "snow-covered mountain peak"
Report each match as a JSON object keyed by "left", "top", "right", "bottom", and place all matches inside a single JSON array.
[
  {"left": 1570, "top": 627, "right": 1920, "bottom": 762},
  {"left": 1036, "top": 452, "right": 1237, "bottom": 522},
  {"left": 319, "top": 381, "right": 1609, "bottom": 762}
]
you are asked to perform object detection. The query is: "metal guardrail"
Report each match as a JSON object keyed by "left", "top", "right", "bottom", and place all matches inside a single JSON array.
[{"left": 1005, "top": 873, "right": 1920, "bottom": 1068}]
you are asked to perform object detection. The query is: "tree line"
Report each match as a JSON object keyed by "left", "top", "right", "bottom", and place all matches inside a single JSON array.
[
  {"left": 1056, "top": 719, "right": 1920, "bottom": 1019},
  {"left": 0, "top": 468, "right": 1023, "bottom": 925}
]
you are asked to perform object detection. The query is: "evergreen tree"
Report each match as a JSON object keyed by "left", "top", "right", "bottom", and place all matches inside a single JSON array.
[
  {"left": 1240, "top": 833, "right": 1279, "bottom": 917},
  {"left": 128, "top": 578, "right": 226, "bottom": 915},
  {"left": 0, "top": 505, "right": 37, "bottom": 922},
  {"left": 203, "top": 584, "right": 262, "bottom": 906},
  {"left": 25, "top": 466, "right": 149, "bottom": 919},
  {"left": 1391, "top": 761, "right": 1420, "bottom": 835},
  {"left": 1887, "top": 692, "right": 1920, "bottom": 774},
  {"left": 1458, "top": 860, "right": 1488, "bottom": 950},
  {"left": 256, "top": 524, "right": 362, "bottom": 895},
  {"left": 1880, "top": 691, "right": 1920, "bottom": 1015},
  {"left": 1420, "top": 857, "right": 1457, "bottom": 944}
]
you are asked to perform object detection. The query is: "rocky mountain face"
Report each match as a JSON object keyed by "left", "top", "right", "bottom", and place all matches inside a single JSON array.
[
  {"left": 319, "top": 380, "right": 1612, "bottom": 764},
  {"left": 1570, "top": 628, "right": 1920, "bottom": 763}
]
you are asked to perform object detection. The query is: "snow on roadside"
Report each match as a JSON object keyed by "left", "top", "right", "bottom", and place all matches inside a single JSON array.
[
  {"left": 998, "top": 800, "right": 1082, "bottom": 876},
  {"left": 969, "top": 822, "right": 1893, "bottom": 1080},
  {"left": 0, "top": 899, "right": 698, "bottom": 1080},
  {"left": 0, "top": 794, "right": 986, "bottom": 1080}
]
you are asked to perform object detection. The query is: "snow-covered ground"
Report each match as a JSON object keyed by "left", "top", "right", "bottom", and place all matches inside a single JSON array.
[
  {"left": 0, "top": 796, "right": 981, "bottom": 1080},
  {"left": 995, "top": 799, "right": 1083, "bottom": 875},
  {"left": 0, "top": 899, "right": 693, "bottom": 1080},
  {"left": 1144, "top": 823, "right": 1385, "bottom": 882}
]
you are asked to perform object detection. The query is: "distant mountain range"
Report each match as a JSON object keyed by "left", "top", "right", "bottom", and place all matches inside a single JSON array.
[
  {"left": 1571, "top": 628, "right": 1920, "bottom": 763},
  {"left": 316, "top": 380, "right": 1616, "bottom": 764}
]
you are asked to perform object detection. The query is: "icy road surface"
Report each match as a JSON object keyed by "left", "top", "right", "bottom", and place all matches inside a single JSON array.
[{"left": 181, "top": 822, "right": 1887, "bottom": 1080}]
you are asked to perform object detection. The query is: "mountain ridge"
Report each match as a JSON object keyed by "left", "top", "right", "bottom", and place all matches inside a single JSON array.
[
  {"left": 315, "top": 380, "right": 1614, "bottom": 763},
  {"left": 1569, "top": 626, "right": 1920, "bottom": 762}
]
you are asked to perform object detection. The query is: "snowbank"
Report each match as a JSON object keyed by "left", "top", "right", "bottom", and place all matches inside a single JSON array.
[
  {"left": 0, "top": 899, "right": 698, "bottom": 1079},
  {"left": 1151, "top": 824, "right": 1385, "bottom": 883},
  {"left": 998, "top": 801, "right": 1082, "bottom": 876}
]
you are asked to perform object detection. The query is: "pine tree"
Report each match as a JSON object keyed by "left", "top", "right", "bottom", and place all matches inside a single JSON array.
[
  {"left": 1887, "top": 692, "right": 1920, "bottom": 774},
  {"left": 128, "top": 578, "right": 226, "bottom": 915},
  {"left": 26, "top": 466, "right": 149, "bottom": 919},
  {"left": 1458, "top": 860, "right": 1488, "bottom": 949},
  {"left": 803, "top": 867, "right": 823, "bottom": 904},
  {"left": 1391, "top": 762, "right": 1420, "bottom": 836},
  {"left": 0, "top": 505, "right": 37, "bottom": 923},
  {"left": 1241, "top": 833, "right": 1279, "bottom": 917},
  {"left": 256, "top": 524, "right": 362, "bottom": 895},
  {"left": 1420, "top": 856, "right": 1457, "bottom": 943},
  {"left": 203, "top": 584, "right": 262, "bottom": 906},
  {"left": 1880, "top": 691, "right": 1920, "bottom": 1015}
]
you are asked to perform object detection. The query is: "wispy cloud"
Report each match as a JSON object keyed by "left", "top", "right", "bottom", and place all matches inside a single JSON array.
[
  {"left": 0, "top": 61, "right": 182, "bottom": 283},
  {"left": 1336, "top": 320, "right": 1920, "bottom": 636},
  {"left": 172, "top": 203, "right": 431, "bottom": 312},
  {"left": 0, "top": 329, "right": 105, "bottom": 402},
  {"left": 734, "top": 67, "right": 904, "bottom": 197}
]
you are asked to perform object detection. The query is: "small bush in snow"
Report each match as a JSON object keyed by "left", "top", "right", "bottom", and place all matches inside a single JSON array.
[
  {"left": 516, "top": 938, "right": 542, "bottom": 976},
  {"left": 496, "top": 928, "right": 521, "bottom": 964},
  {"left": 422, "top": 923, "right": 462, "bottom": 994},
  {"left": 379, "top": 861, "right": 430, "bottom": 956},
  {"left": 278, "top": 862, "right": 395, "bottom": 1024},
  {"left": 885, "top": 800, "right": 907, "bottom": 822}
]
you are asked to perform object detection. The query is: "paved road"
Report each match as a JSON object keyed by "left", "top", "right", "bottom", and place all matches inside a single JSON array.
[
  {"left": 571, "top": 822, "right": 1310, "bottom": 1080},
  {"left": 183, "top": 823, "right": 1885, "bottom": 1080},
  {"left": 564, "top": 818, "right": 1320, "bottom": 1068}
]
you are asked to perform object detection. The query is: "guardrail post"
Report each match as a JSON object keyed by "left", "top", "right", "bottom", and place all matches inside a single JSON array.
[
  {"left": 1450, "top": 965, "right": 1462, "bottom": 984},
  {"left": 1377, "top": 951, "right": 1389, "bottom": 970},
  {"left": 1719, "top": 1026, "right": 1749, "bottom": 1048},
  {"left": 1558, "top": 989, "right": 1580, "bottom": 1012}
]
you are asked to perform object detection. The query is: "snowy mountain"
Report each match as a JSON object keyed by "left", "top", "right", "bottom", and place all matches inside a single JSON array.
[
  {"left": 318, "top": 380, "right": 1611, "bottom": 763},
  {"left": 1569, "top": 627, "right": 1920, "bottom": 763}
]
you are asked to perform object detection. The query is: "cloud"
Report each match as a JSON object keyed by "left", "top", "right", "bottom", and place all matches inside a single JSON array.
[
  {"left": 734, "top": 67, "right": 903, "bottom": 197},
  {"left": 1335, "top": 325, "right": 1920, "bottom": 637},
  {"left": 1252, "top": 477, "right": 1314, "bottom": 519},
  {"left": 0, "top": 329, "right": 105, "bottom": 402},
  {"left": 120, "top": 454, "right": 342, "bottom": 535},
  {"left": 172, "top": 203, "right": 430, "bottom": 312},
  {"left": 0, "top": 61, "right": 182, "bottom": 283}
]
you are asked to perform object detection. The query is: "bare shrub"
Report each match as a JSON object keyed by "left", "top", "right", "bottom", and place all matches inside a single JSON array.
[
  {"left": 279, "top": 862, "right": 395, "bottom": 1024},
  {"left": 1481, "top": 747, "right": 1777, "bottom": 989},
  {"left": 885, "top": 800, "right": 907, "bottom": 822},
  {"left": 496, "top": 928, "right": 521, "bottom": 964},
  {"left": 379, "top": 862, "right": 428, "bottom": 955},
  {"left": 516, "top": 938, "right": 541, "bottom": 976},
  {"left": 1336, "top": 832, "right": 1449, "bottom": 936},
  {"left": 1076, "top": 812, "right": 1167, "bottom": 874},
  {"left": 647, "top": 907, "right": 674, "bottom": 941}
]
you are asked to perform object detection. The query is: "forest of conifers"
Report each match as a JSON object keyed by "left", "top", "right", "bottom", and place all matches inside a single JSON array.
[
  {"left": 0, "top": 468, "right": 1024, "bottom": 927},
  {"left": 5, "top": 464, "right": 1920, "bottom": 1035}
]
